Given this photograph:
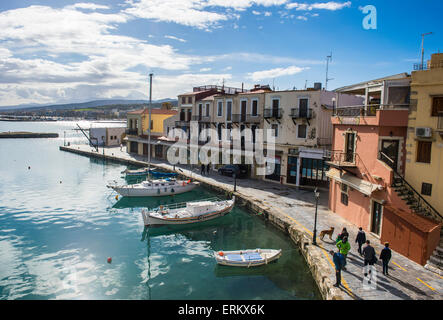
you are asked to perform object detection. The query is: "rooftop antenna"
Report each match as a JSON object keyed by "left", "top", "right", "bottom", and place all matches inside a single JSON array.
[
  {"left": 272, "top": 78, "right": 275, "bottom": 91},
  {"left": 421, "top": 32, "right": 433, "bottom": 69},
  {"left": 304, "top": 80, "right": 308, "bottom": 89},
  {"left": 325, "top": 52, "right": 333, "bottom": 91}
]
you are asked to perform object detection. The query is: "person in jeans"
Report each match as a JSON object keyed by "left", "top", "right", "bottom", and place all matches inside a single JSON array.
[
  {"left": 330, "top": 250, "right": 345, "bottom": 288},
  {"left": 379, "top": 242, "right": 392, "bottom": 275},
  {"left": 355, "top": 227, "right": 366, "bottom": 256}
]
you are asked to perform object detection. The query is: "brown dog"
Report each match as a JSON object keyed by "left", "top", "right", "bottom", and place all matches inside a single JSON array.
[{"left": 320, "top": 227, "right": 335, "bottom": 241}]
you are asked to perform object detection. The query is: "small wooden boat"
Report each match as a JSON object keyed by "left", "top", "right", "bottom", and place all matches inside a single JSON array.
[
  {"left": 121, "top": 167, "right": 150, "bottom": 176},
  {"left": 148, "top": 169, "right": 177, "bottom": 178},
  {"left": 107, "top": 178, "right": 198, "bottom": 197},
  {"left": 141, "top": 197, "right": 235, "bottom": 226},
  {"left": 214, "top": 249, "right": 282, "bottom": 267}
]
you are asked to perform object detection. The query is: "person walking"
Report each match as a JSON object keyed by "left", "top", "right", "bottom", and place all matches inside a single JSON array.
[
  {"left": 362, "top": 240, "right": 377, "bottom": 278},
  {"left": 330, "top": 250, "right": 345, "bottom": 287},
  {"left": 206, "top": 163, "right": 211, "bottom": 175},
  {"left": 336, "top": 236, "right": 351, "bottom": 270},
  {"left": 379, "top": 242, "right": 392, "bottom": 275},
  {"left": 336, "top": 227, "right": 349, "bottom": 244},
  {"left": 201, "top": 164, "right": 205, "bottom": 175},
  {"left": 355, "top": 227, "right": 366, "bottom": 256}
]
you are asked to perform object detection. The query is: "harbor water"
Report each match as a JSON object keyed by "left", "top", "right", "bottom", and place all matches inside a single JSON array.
[{"left": 0, "top": 121, "right": 321, "bottom": 300}]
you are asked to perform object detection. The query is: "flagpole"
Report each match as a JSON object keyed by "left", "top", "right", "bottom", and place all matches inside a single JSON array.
[{"left": 148, "top": 73, "right": 153, "bottom": 171}]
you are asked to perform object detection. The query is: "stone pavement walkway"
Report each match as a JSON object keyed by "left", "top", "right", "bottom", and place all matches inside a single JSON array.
[{"left": 62, "top": 144, "right": 443, "bottom": 300}]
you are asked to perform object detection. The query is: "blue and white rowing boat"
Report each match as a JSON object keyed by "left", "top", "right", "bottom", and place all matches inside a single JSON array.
[{"left": 214, "top": 249, "right": 282, "bottom": 267}]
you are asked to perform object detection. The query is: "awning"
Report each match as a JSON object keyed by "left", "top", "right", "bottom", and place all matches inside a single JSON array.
[{"left": 326, "top": 168, "right": 383, "bottom": 196}]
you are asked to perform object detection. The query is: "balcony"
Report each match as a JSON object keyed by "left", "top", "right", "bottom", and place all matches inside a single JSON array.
[
  {"left": 175, "top": 120, "right": 190, "bottom": 127},
  {"left": 125, "top": 128, "right": 138, "bottom": 135},
  {"left": 191, "top": 115, "right": 211, "bottom": 123},
  {"left": 437, "top": 113, "right": 443, "bottom": 134},
  {"left": 324, "top": 150, "right": 357, "bottom": 168},
  {"left": 291, "top": 108, "right": 313, "bottom": 119},
  {"left": 264, "top": 108, "right": 283, "bottom": 119},
  {"left": 246, "top": 114, "right": 261, "bottom": 123}
]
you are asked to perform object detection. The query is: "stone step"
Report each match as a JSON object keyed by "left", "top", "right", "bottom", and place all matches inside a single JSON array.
[
  {"left": 425, "top": 261, "right": 443, "bottom": 276},
  {"left": 434, "top": 246, "right": 443, "bottom": 256},
  {"left": 429, "top": 255, "right": 443, "bottom": 267}
]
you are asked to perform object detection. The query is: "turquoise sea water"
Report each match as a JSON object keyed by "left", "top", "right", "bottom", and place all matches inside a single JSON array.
[{"left": 0, "top": 121, "right": 321, "bottom": 300}]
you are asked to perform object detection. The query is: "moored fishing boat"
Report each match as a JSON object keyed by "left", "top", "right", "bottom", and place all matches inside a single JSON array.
[
  {"left": 214, "top": 249, "right": 282, "bottom": 267},
  {"left": 107, "top": 178, "right": 198, "bottom": 197},
  {"left": 141, "top": 197, "right": 235, "bottom": 226},
  {"left": 148, "top": 169, "right": 178, "bottom": 178}
]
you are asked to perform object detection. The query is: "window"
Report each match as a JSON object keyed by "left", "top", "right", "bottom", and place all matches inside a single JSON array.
[
  {"left": 217, "top": 101, "right": 223, "bottom": 117},
  {"left": 181, "top": 97, "right": 186, "bottom": 104},
  {"left": 205, "top": 103, "right": 210, "bottom": 116},
  {"left": 251, "top": 99, "right": 258, "bottom": 116},
  {"left": 340, "top": 184, "right": 348, "bottom": 206},
  {"left": 432, "top": 97, "right": 443, "bottom": 116},
  {"left": 271, "top": 124, "right": 278, "bottom": 137},
  {"left": 416, "top": 141, "right": 432, "bottom": 163},
  {"left": 298, "top": 124, "right": 307, "bottom": 138},
  {"left": 226, "top": 100, "right": 232, "bottom": 121},
  {"left": 421, "top": 183, "right": 432, "bottom": 196},
  {"left": 187, "top": 96, "right": 192, "bottom": 104}
]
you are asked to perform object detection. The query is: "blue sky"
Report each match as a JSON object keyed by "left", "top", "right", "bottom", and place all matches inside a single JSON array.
[{"left": 0, "top": 0, "right": 442, "bottom": 106}]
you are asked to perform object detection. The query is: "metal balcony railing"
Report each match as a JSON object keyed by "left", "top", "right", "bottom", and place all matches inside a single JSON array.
[
  {"left": 291, "top": 108, "right": 313, "bottom": 119},
  {"left": 324, "top": 150, "right": 357, "bottom": 167},
  {"left": 191, "top": 115, "right": 211, "bottom": 122},
  {"left": 125, "top": 128, "right": 138, "bottom": 135},
  {"left": 175, "top": 120, "right": 190, "bottom": 127},
  {"left": 264, "top": 108, "right": 283, "bottom": 119},
  {"left": 246, "top": 114, "right": 261, "bottom": 123}
]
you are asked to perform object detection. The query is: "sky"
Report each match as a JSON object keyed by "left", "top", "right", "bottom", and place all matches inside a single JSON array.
[{"left": 0, "top": 0, "right": 442, "bottom": 107}]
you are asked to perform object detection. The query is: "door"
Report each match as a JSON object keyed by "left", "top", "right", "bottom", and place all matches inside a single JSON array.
[
  {"left": 299, "top": 99, "right": 308, "bottom": 118},
  {"left": 371, "top": 201, "right": 383, "bottom": 236},
  {"left": 198, "top": 104, "right": 202, "bottom": 121},
  {"left": 272, "top": 99, "right": 279, "bottom": 117},
  {"left": 345, "top": 132, "right": 355, "bottom": 162},
  {"left": 287, "top": 156, "right": 298, "bottom": 184},
  {"left": 381, "top": 139, "right": 399, "bottom": 171},
  {"left": 241, "top": 100, "right": 247, "bottom": 122}
]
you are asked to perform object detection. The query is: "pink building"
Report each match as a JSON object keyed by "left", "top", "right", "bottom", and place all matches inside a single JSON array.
[{"left": 326, "top": 74, "right": 442, "bottom": 265}]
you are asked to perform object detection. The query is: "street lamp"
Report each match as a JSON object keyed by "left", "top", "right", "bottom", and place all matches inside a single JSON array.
[
  {"left": 233, "top": 173, "right": 237, "bottom": 192},
  {"left": 312, "top": 187, "right": 320, "bottom": 245}
]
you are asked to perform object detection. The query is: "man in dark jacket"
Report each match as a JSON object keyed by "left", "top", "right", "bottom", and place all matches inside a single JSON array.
[
  {"left": 380, "top": 242, "right": 392, "bottom": 275},
  {"left": 355, "top": 227, "right": 366, "bottom": 256},
  {"left": 330, "top": 250, "right": 345, "bottom": 287},
  {"left": 362, "top": 240, "right": 377, "bottom": 278}
]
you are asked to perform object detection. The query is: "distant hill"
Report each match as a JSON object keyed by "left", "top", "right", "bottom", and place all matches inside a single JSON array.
[{"left": 0, "top": 99, "right": 177, "bottom": 112}]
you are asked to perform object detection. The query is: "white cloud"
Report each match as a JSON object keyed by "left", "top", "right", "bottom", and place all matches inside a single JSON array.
[
  {"left": 252, "top": 10, "right": 261, "bottom": 15},
  {"left": 296, "top": 15, "right": 308, "bottom": 20},
  {"left": 286, "top": 1, "right": 351, "bottom": 11},
  {"left": 247, "top": 65, "right": 307, "bottom": 81},
  {"left": 164, "top": 35, "right": 187, "bottom": 43},
  {"left": 66, "top": 3, "right": 111, "bottom": 10},
  {"left": 264, "top": 11, "right": 272, "bottom": 16},
  {"left": 199, "top": 67, "right": 212, "bottom": 72}
]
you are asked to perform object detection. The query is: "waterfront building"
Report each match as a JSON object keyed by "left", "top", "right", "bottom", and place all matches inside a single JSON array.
[
  {"left": 89, "top": 127, "right": 126, "bottom": 147},
  {"left": 125, "top": 107, "right": 177, "bottom": 158},
  {"left": 405, "top": 53, "right": 443, "bottom": 272},
  {"left": 327, "top": 73, "right": 442, "bottom": 266},
  {"left": 262, "top": 84, "right": 362, "bottom": 188}
]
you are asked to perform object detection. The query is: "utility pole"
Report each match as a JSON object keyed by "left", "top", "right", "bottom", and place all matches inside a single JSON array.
[
  {"left": 421, "top": 32, "right": 433, "bottom": 69},
  {"left": 325, "top": 52, "right": 333, "bottom": 91},
  {"left": 148, "top": 73, "right": 153, "bottom": 170}
]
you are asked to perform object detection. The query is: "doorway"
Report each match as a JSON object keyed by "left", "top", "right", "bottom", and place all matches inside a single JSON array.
[
  {"left": 371, "top": 201, "right": 383, "bottom": 236},
  {"left": 345, "top": 132, "right": 356, "bottom": 162}
]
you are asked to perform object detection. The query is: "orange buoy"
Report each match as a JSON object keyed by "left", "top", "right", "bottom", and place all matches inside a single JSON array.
[
  {"left": 107, "top": 257, "right": 112, "bottom": 264},
  {"left": 187, "top": 179, "right": 191, "bottom": 184},
  {"left": 115, "top": 195, "right": 119, "bottom": 201},
  {"left": 218, "top": 251, "right": 224, "bottom": 257}
]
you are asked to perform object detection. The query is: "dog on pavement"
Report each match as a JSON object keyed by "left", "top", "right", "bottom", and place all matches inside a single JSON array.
[{"left": 320, "top": 227, "right": 335, "bottom": 241}]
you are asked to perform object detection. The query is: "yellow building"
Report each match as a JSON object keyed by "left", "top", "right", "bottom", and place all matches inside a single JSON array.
[
  {"left": 405, "top": 53, "right": 443, "bottom": 217},
  {"left": 125, "top": 108, "right": 177, "bottom": 156}
]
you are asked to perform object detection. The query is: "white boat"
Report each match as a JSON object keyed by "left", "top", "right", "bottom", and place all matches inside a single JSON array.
[
  {"left": 107, "top": 178, "right": 198, "bottom": 197},
  {"left": 121, "top": 167, "right": 150, "bottom": 176},
  {"left": 141, "top": 197, "right": 235, "bottom": 226},
  {"left": 214, "top": 249, "right": 282, "bottom": 267}
]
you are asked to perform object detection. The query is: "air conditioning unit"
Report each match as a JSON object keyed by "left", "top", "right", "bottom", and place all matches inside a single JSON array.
[{"left": 415, "top": 127, "right": 432, "bottom": 138}]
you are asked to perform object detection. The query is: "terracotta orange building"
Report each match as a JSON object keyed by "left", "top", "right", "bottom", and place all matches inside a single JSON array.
[{"left": 326, "top": 74, "right": 442, "bottom": 266}]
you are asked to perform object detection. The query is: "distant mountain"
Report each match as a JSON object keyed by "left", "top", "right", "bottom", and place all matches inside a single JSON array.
[{"left": 0, "top": 98, "right": 177, "bottom": 112}]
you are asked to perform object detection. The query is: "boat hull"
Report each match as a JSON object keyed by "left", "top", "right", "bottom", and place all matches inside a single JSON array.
[
  {"left": 142, "top": 201, "right": 234, "bottom": 226},
  {"left": 214, "top": 249, "right": 282, "bottom": 267},
  {"left": 110, "top": 182, "right": 197, "bottom": 197}
]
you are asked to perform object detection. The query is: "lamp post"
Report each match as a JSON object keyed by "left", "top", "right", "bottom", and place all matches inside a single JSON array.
[
  {"left": 233, "top": 173, "right": 237, "bottom": 192},
  {"left": 312, "top": 188, "right": 320, "bottom": 245}
]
